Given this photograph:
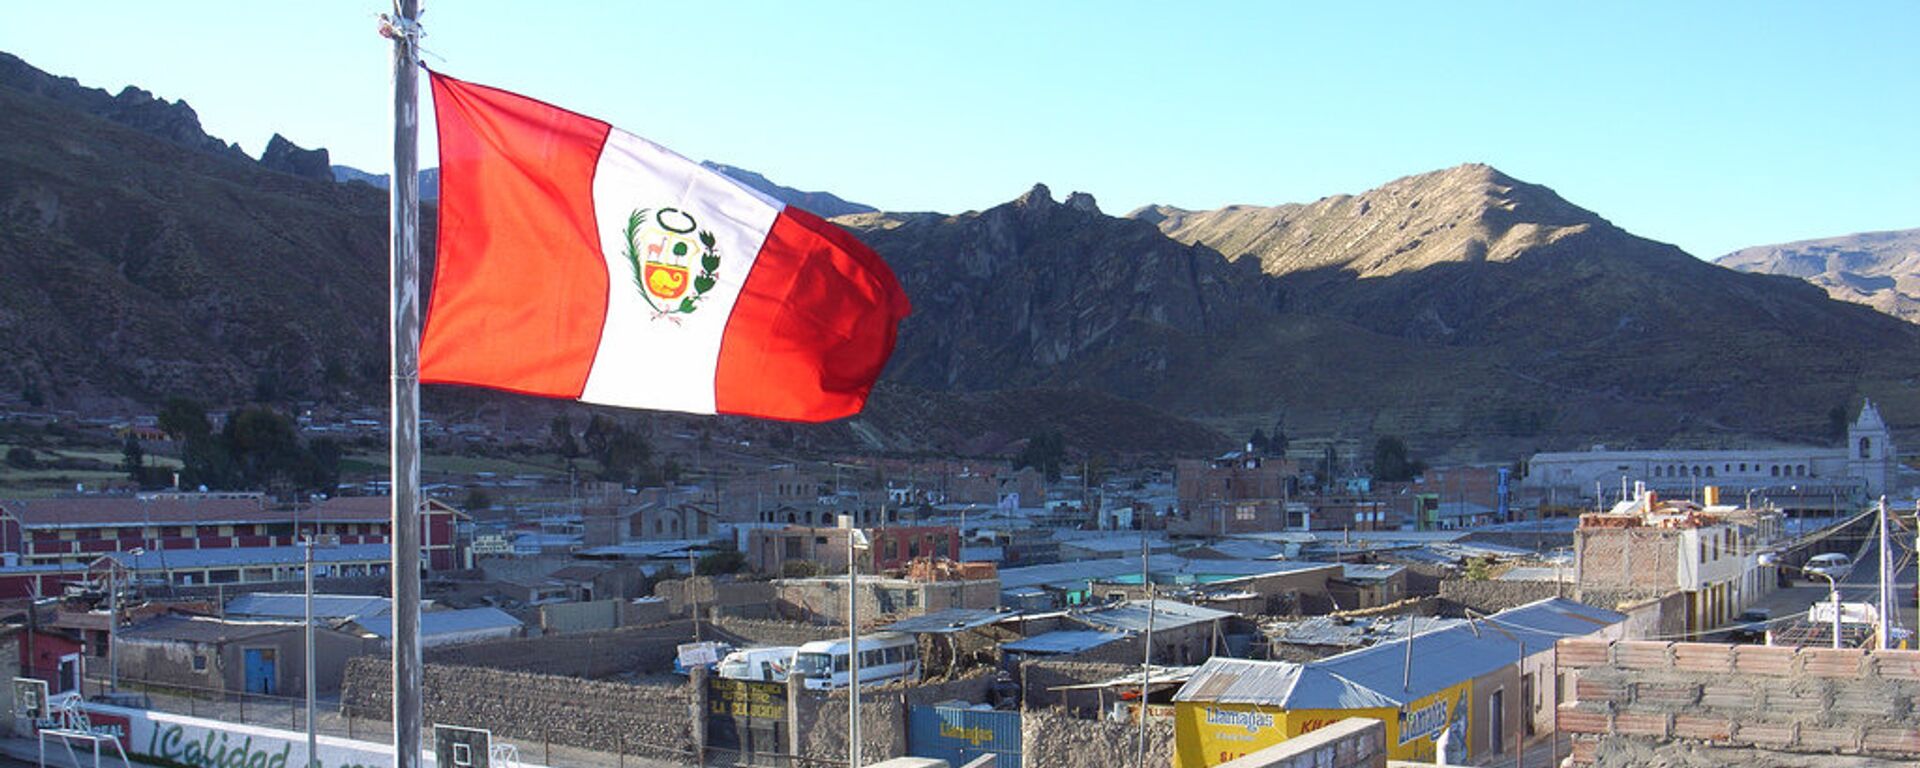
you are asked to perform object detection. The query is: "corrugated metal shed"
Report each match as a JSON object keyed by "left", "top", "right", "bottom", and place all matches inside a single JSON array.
[
  {"left": 1001, "top": 630, "right": 1125, "bottom": 655},
  {"left": 1075, "top": 599, "right": 1233, "bottom": 632}
]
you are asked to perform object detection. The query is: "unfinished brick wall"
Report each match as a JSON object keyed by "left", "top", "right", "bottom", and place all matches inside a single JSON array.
[
  {"left": 1573, "top": 528, "right": 1680, "bottom": 589},
  {"left": 1557, "top": 638, "right": 1920, "bottom": 766}
]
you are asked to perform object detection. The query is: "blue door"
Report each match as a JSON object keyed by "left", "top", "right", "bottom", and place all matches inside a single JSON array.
[{"left": 244, "top": 648, "right": 277, "bottom": 694}]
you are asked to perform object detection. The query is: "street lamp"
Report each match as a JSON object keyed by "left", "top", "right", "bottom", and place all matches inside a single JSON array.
[
  {"left": 303, "top": 534, "right": 340, "bottom": 768},
  {"left": 108, "top": 548, "right": 144, "bottom": 692},
  {"left": 839, "top": 515, "right": 871, "bottom": 768},
  {"left": 1807, "top": 569, "right": 1843, "bottom": 650}
]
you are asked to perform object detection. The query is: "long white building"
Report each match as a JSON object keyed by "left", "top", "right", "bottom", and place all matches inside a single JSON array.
[{"left": 1524, "top": 400, "right": 1898, "bottom": 501}]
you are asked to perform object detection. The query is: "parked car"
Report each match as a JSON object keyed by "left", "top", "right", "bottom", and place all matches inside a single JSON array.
[
  {"left": 1806, "top": 553, "right": 1853, "bottom": 581},
  {"left": 1728, "top": 608, "right": 1771, "bottom": 643}
]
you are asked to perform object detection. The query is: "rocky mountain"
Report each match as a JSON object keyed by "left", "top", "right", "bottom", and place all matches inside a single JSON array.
[
  {"left": 841, "top": 166, "right": 1920, "bottom": 456},
  {"left": 699, "top": 162, "right": 876, "bottom": 218},
  {"left": 0, "top": 78, "right": 393, "bottom": 410},
  {"left": 0, "top": 53, "right": 1217, "bottom": 457},
  {"left": 4, "top": 50, "right": 1914, "bottom": 459},
  {"left": 1716, "top": 228, "right": 1920, "bottom": 324}
]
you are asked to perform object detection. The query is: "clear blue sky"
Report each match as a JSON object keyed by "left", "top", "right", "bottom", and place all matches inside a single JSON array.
[{"left": 5, "top": 2, "right": 1915, "bottom": 258}]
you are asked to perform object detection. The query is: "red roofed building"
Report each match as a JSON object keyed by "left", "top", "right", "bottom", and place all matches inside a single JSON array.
[{"left": 0, "top": 493, "right": 465, "bottom": 579}]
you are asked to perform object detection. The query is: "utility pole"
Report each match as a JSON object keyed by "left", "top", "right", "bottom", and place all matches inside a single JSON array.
[
  {"left": 1136, "top": 511, "right": 1153, "bottom": 768},
  {"left": 1877, "top": 496, "right": 1892, "bottom": 649}
]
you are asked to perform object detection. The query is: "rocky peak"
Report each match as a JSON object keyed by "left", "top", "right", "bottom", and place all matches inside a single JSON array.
[
  {"left": 1013, "top": 183, "right": 1055, "bottom": 211},
  {"left": 0, "top": 50, "right": 250, "bottom": 163},
  {"left": 259, "top": 134, "right": 333, "bottom": 181},
  {"left": 1064, "top": 191, "right": 1100, "bottom": 214}
]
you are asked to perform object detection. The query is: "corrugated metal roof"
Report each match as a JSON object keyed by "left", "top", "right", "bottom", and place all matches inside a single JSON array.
[
  {"left": 1075, "top": 599, "right": 1233, "bottom": 632},
  {"left": 883, "top": 608, "right": 1012, "bottom": 634},
  {"left": 102, "top": 543, "right": 393, "bottom": 570},
  {"left": 356, "top": 607, "right": 521, "bottom": 639},
  {"left": 1171, "top": 658, "right": 1399, "bottom": 709},
  {"left": 1338, "top": 564, "right": 1405, "bottom": 582},
  {"left": 225, "top": 593, "right": 390, "bottom": 620},
  {"left": 120, "top": 614, "right": 304, "bottom": 644},
  {"left": 1309, "top": 598, "right": 1621, "bottom": 703},
  {"left": 1182, "top": 598, "right": 1624, "bottom": 708},
  {"left": 1001, "top": 630, "right": 1125, "bottom": 655}
]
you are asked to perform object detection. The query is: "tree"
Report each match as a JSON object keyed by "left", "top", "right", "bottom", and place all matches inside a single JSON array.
[
  {"left": 157, "top": 398, "right": 212, "bottom": 441},
  {"left": 122, "top": 435, "right": 149, "bottom": 486},
  {"left": 1248, "top": 428, "right": 1269, "bottom": 454},
  {"left": 698, "top": 550, "right": 747, "bottom": 576},
  {"left": 1828, "top": 404, "right": 1850, "bottom": 441},
  {"left": 5, "top": 447, "right": 36, "bottom": 470},
  {"left": 1371, "top": 436, "right": 1421, "bottom": 482},
  {"left": 549, "top": 414, "right": 580, "bottom": 458},
  {"left": 223, "top": 406, "right": 305, "bottom": 488},
  {"left": 462, "top": 488, "right": 493, "bottom": 513},
  {"left": 582, "top": 415, "right": 652, "bottom": 485},
  {"left": 1015, "top": 430, "right": 1066, "bottom": 482},
  {"left": 1321, "top": 444, "right": 1338, "bottom": 490}
]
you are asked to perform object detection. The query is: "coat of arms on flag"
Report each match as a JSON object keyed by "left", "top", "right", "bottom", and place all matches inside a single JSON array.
[{"left": 623, "top": 206, "right": 720, "bottom": 316}]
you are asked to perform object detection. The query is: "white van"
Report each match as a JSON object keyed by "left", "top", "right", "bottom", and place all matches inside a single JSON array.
[
  {"left": 791, "top": 632, "right": 920, "bottom": 690},
  {"left": 716, "top": 646, "right": 798, "bottom": 683},
  {"left": 1806, "top": 553, "right": 1853, "bottom": 581}
]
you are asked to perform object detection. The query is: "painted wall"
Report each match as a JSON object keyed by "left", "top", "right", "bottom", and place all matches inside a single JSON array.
[
  {"left": 1172, "top": 680, "right": 1476, "bottom": 768},
  {"left": 71, "top": 702, "right": 548, "bottom": 768}
]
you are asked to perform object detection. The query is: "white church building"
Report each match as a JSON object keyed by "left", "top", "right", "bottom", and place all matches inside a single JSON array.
[{"left": 1523, "top": 400, "right": 1898, "bottom": 503}]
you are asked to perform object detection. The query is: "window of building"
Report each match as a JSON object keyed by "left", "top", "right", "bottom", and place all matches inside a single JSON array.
[
  {"left": 1771, "top": 466, "right": 1780, "bottom": 477},
  {"left": 1706, "top": 466, "right": 1714, "bottom": 478},
  {"left": 1860, "top": 437, "right": 1872, "bottom": 459},
  {"left": 192, "top": 654, "right": 207, "bottom": 671}
]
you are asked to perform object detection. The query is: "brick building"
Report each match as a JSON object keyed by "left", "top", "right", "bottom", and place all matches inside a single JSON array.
[
  {"left": 1172, "top": 452, "right": 1297, "bottom": 535},
  {"left": 747, "top": 525, "right": 960, "bottom": 575},
  {"left": 1573, "top": 486, "right": 1782, "bottom": 635}
]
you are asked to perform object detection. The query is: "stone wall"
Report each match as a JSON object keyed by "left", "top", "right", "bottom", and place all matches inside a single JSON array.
[
  {"left": 340, "top": 657, "right": 697, "bottom": 760},
  {"left": 1018, "top": 660, "right": 1136, "bottom": 713},
  {"left": 1557, "top": 638, "right": 1920, "bottom": 767},
  {"left": 423, "top": 619, "right": 700, "bottom": 677},
  {"left": 711, "top": 616, "right": 842, "bottom": 646},
  {"left": 1022, "top": 707, "right": 1173, "bottom": 768},
  {"left": 1437, "top": 578, "right": 1563, "bottom": 614}
]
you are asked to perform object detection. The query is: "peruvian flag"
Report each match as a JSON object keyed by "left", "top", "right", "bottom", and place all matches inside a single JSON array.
[{"left": 420, "top": 72, "right": 910, "bottom": 422}]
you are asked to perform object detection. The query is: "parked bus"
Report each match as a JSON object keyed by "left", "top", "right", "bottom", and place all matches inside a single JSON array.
[
  {"left": 791, "top": 632, "right": 920, "bottom": 690},
  {"left": 716, "top": 646, "right": 798, "bottom": 683}
]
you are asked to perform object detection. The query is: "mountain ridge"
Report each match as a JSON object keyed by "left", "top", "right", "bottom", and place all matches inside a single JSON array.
[{"left": 1717, "top": 228, "right": 1920, "bottom": 324}]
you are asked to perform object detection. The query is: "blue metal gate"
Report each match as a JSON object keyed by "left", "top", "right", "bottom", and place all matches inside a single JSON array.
[
  {"left": 907, "top": 705, "right": 1021, "bottom": 766},
  {"left": 243, "top": 648, "right": 277, "bottom": 694}
]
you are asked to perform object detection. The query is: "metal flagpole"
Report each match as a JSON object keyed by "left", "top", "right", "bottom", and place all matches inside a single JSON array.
[
  {"left": 381, "top": 3, "right": 425, "bottom": 768},
  {"left": 1136, "top": 514, "right": 1152, "bottom": 768}
]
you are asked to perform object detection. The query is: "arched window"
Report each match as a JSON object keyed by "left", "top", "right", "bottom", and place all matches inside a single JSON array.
[
  {"left": 1706, "top": 466, "right": 1714, "bottom": 478},
  {"left": 1860, "top": 437, "right": 1872, "bottom": 459},
  {"left": 1771, "top": 465, "right": 1780, "bottom": 477}
]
